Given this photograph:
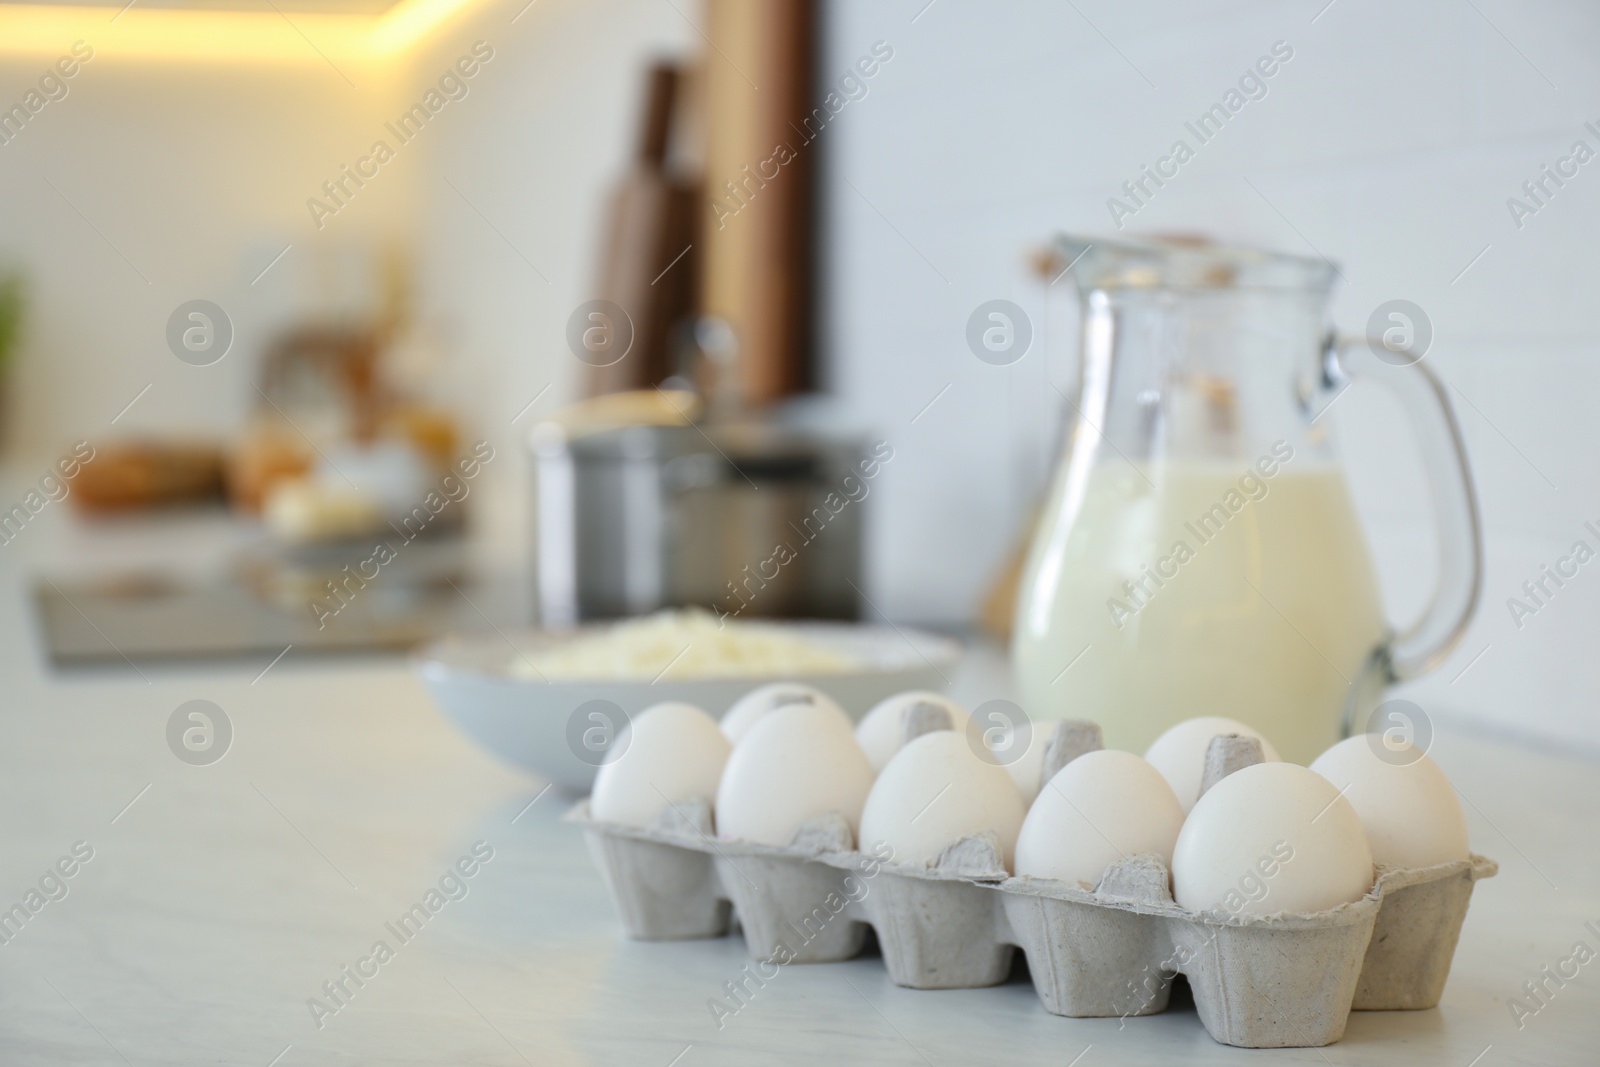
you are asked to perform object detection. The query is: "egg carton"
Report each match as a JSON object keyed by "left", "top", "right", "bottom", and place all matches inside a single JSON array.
[{"left": 568, "top": 796, "right": 1495, "bottom": 1048}]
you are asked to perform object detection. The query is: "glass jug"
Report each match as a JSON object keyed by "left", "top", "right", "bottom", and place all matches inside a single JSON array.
[{"left": 1012, "top": 236, "right": 1481, "bottom": 764}]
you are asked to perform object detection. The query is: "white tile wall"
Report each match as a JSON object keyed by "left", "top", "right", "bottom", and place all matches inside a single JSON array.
[{"left": 819, "top": 0, "right": 1600, "bottom": 750}]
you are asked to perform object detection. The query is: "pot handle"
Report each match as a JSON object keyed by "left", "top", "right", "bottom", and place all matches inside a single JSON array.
[{"left": 1322, "top": 333, "right": 1484, "bottom": 684}]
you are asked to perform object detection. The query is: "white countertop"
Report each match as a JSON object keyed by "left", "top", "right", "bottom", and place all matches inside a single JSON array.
[{"left": 0, "top": 518, "right": 1596, "bottom": 1065}]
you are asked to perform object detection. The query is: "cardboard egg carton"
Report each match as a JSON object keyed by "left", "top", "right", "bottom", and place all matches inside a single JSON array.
[
  {"left": 567, "top": 798, "right": 1018, "bottom": 985},
  {"left": 567, "top": 725, "right": 1496, "bottom": 1048}
]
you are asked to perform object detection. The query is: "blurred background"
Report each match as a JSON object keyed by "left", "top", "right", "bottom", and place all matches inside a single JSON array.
[{"left": 0, "top": 0, "right": 1593, "bottom": 751}]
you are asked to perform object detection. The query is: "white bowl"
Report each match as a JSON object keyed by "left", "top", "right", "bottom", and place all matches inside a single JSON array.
[{"left": 414, "top": 622, "right": 962, "bottom": 790}]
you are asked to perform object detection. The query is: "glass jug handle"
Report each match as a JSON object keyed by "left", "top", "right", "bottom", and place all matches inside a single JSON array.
[{"left": 1321, "top": 333, "right": 1484, "bottom": 687}]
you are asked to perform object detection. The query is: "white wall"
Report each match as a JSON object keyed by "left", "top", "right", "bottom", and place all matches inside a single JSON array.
[
  {"left": 819, "top": 0, "right": 1600, "bottom": 750},
  {"left": 0, "top": 46, "right": 419, "bottom": 455}
]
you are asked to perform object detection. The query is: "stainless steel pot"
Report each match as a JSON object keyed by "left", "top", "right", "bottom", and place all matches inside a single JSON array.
[{"left": 530, "top": 422, "right": 865, "bottom": 625}]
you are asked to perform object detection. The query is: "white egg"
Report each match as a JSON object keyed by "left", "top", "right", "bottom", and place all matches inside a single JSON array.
[
  {"left": 716, "top": 703, "right": 877, "bottom": 846},
  {"left": 1144, "top": 716, "right": 1282, "bottom": 812},
  {"left": 858, "top": 730, "right": 1026, "bottom": 870},
  {"left": 1172, "top": 762, "right": 1373, "bottom": 916},
  {"left": 1310, "top": 736, "right": 1469, "bottom": 869},
  {"left": 590, "top": 702, "right": 731, "bottom": 828},
  {"left": 1004, "top": 733, "right": 1049, "bottom": 804},
  {"left": 720, "top": 682, "right": 847, "bottom": 744},
  {"left": 1014, "top": 750, "right": 1186, "bottom": 888},
  {"left": 854, "top": 690, "right": 969, "bottom": 771}
]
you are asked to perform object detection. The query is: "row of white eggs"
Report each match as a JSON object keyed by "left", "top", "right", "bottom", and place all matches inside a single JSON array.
[{"left": 590, "top": 684, "right": 1470, "bottom": 916}]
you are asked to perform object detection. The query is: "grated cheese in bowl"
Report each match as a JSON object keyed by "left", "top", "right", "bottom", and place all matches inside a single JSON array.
[{"left": 508, "top": 609, "right": 861, "bottom": 682}]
